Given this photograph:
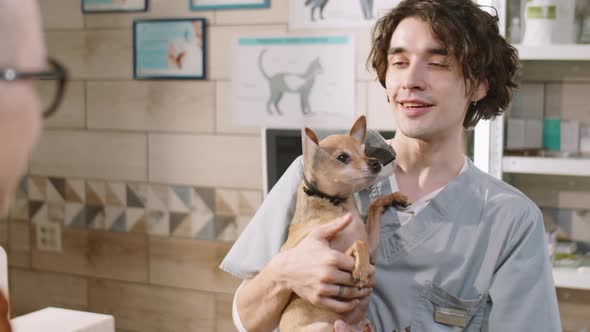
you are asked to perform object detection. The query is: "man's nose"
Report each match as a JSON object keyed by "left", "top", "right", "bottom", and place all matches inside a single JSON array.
[{"left": 402, "top": 63, "right": 426, "bottom": 90}]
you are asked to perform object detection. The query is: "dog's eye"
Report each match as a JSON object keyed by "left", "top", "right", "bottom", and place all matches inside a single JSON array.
[{"left": 336, "top": 153, "right": 350, "bottom": 164}]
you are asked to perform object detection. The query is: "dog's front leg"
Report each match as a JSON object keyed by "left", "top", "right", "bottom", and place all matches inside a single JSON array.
[
  {"left": 344, "top": 240, "right": 370, "bottom": 288},
  {"left": 365, "top": 192, "right": 408, "bottom": 262}
]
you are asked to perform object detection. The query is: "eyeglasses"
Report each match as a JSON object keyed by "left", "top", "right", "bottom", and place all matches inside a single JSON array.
[
  {"left": 478, "top": 4, "right": 498, "bottom": 18},
  {"left": 0, "top": 57, "right": 68, "bottom": 118}
]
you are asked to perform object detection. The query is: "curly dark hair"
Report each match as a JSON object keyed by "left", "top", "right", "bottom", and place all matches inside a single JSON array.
[{"left": 367, "top": 0, "right": 519, "bottom": 129}]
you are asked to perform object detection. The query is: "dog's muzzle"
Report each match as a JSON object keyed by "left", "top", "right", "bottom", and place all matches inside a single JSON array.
[
  {"left": 365, "top": 146, "right": 395, "bottom": 167},
  {"left": 368, "top": 159, "right": 382, "bottom": 174}
]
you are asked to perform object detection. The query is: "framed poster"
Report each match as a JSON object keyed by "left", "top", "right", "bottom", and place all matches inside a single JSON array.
[
  {"left": 190, "top": 0, "right": 269, "bottom": 11},
  {"left": 82, "top": 0, "right": 148, "bottom": 13},
  {"left": 232, "top": 35, "right": 355, "bottom": 129},
  {"left": 289, "top": 0, "right": 400, "bottom": 29},
  {"left": 133, "top": 18, "right": 206, "bottom": 80}
]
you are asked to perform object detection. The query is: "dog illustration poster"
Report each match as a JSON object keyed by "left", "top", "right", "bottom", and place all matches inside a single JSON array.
[
  {"left": 82, "top": 0, "right": 147, "bottom": 12},
  {"left": 289, "top": 0, "right": 401, "bottom": 29},
  {"left": 232, "top": 35, "right": 355, "bottom": 129},
  {"left": 190, "top": 0, "right": 269, "bottom": 10},
  {"left": 134, "top": 19, "right": 206, "bottom": 79}
]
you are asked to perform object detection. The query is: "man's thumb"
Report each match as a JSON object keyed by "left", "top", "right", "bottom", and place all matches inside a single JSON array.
[{"left": 312, "top": 213, "right": 352, "bottom": 240}]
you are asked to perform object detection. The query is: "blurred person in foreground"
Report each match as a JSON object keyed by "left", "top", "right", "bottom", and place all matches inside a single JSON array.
[{"left": 0, "top": 1, "right": 68, "bottom": 331}]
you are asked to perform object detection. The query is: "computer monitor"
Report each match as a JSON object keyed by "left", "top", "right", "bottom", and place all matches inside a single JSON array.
[{"left": 262, "top": 128, "right": 396, "bottom": 194}]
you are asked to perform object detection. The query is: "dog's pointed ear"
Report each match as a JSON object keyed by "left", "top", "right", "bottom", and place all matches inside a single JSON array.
[
  {"left": 305, "top": 128, "right": 319, "bottom": 145},
  {"left": 303, "top": 128, "right": 319, "bottom": 168},
  {"left": 349, "top": 115, "right": 367, "bottom": 144}
]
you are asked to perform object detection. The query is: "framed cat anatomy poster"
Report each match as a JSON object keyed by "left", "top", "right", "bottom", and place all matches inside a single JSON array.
[
  {"left": 232, "top": 35, "right": 355, "bottom": 129},
  {"left": 133, "top": 18, "right": 206, "bottom": 79},
  {"left": 289, "top": 0, "right": 400, "bottom": 29}
]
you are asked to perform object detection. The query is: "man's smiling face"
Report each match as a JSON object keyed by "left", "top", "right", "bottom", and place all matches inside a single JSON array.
[{"left": 385, "top": 17, "right": 485, "bottom": 141}]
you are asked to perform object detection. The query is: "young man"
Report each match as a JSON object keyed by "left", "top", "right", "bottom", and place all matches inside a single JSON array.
[
  {"left": 221, "top": 0, "right": 561, "bottom": 331},
  {"left": 0, "top": 1, "right": 62, "bottom": 331}
]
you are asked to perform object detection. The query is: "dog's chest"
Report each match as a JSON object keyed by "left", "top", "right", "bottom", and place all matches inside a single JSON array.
[
  {"left": 329, "top": 213, "right": 368, "bottom": 253},
  {"left": 285, "top": 193, "right": 369, "bottom": 252}
]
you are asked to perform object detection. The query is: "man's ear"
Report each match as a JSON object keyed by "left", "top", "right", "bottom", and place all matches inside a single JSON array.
[{"left": 472, "top": 79, "right": 488, "bottom": 102}]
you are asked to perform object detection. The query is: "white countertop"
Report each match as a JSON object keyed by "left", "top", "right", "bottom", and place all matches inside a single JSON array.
[
  {"left": 11, "top": 307, "right": 114, "bottom": 332},
  {"left": 553, "top": 267, "right": 590, "bottom": 290}
]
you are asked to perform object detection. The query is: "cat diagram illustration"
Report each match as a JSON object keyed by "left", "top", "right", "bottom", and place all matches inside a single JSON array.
[
  {"left": 305, "top": 0, "right": 374, "bottom": 21},
  {"left": 258, "top": 49, "right": 323, "bottom": 116}
]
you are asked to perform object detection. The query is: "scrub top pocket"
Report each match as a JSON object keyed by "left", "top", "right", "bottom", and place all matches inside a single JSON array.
[{"left": 410, "top": 282, "right": 489, "bottom": 331}]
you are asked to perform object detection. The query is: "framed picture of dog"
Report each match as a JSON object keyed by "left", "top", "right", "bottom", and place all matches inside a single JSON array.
[
  {"left": 289, "top": 0, "right": 506, "bottom": 30},
  {"left": 288, "top": 0, "right": 401, "bottom": 29},
  {"left": 190, "top": 0, "right": 269, "bottom": 11},
  {"left": 81, "top": 0, "right": 148, "bottom": 13},
  {"left": 133, "top": 18, "right": 206, "bottom": 80},
  {"left": 231, "top": 35, "right": 355, "bottom": 129}
]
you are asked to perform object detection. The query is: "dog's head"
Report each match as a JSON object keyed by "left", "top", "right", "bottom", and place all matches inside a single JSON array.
[{"left": 302, "top": 115, "right": 394, "bottom": 197}]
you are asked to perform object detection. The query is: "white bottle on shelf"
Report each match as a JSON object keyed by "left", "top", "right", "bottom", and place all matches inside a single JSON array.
[{"left": 522, "top": 0, "right": 575, "bottom": 45}]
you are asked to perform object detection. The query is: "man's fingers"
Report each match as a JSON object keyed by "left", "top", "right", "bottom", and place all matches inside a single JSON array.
[
  {"left": 316, "top": 297, "right": 358, "bottom": 313},
  {"left": 333, "top": 260, "right": 357, "bottom": 281},
  {"left": 334, "top": 320, "right": 352, "bottom": 332},
  {"left": 310, "top": 213, "right": 352, "bottom": 240},
  {"left": 333, "top": 284, "right": 372, "bottom": 299}
]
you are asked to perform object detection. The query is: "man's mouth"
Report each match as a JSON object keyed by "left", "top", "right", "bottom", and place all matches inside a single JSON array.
[{"left": 400, "top": 102, "right": 434, "bottom": 108}]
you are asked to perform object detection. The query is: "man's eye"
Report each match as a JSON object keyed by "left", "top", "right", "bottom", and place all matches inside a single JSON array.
[{"left": 337, "top": 153, "right": 350, "bottom": 163}]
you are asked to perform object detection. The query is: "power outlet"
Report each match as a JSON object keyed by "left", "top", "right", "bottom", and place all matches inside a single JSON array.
[{"left": 36, "top": 222, "right": 62, "bottom": 252}]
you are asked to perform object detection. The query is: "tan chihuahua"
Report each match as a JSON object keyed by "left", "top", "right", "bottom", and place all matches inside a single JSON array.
[{"left": 279, "top": 116, "right": 408, "bottom": 331}]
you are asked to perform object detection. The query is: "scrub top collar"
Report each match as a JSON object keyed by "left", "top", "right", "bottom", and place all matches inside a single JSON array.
[{"left": 375, "top": 157, "right": 486, "bottom": 261}]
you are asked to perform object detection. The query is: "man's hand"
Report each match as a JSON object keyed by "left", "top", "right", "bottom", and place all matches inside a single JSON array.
[
  {"left": 334, "top": 270, "right": 375, "bottom": 331},
  {"left": 273, "top": 213, "right": 371, "bottom": 313},
  {"left": 340, "top": 282, "right": 374, "bottom": 324}
]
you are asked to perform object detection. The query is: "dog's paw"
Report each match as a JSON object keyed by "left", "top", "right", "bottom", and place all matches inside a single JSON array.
[
  {"left": 389, "top": 192, "right": 409, "bottom": 209},
  {"left": 352, "top": 268, "right": 369, "bottom": 289},
  {"left": 392, "top": 199, "right": 409, "bottom": 209}
]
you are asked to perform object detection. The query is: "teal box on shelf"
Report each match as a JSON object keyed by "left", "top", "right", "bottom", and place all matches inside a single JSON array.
[{"left": 543, "top": 117, "right": 561, "bottom": 151}]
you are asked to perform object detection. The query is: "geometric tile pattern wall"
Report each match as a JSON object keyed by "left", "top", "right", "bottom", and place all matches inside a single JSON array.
[{"left": 10, "top": 175, "right": 262, "bottom": 242}]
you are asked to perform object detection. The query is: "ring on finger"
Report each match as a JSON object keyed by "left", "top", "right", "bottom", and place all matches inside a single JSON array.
[{"left": 337, "top": 285, "right": 345, "bottom": 297}]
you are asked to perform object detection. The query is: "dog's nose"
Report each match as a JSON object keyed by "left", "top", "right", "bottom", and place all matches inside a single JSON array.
[{"left": 368, "top": 159, "right": 382, "bottom": 173}]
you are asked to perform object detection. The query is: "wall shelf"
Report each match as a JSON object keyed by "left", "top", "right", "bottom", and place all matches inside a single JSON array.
[
  {"left": 553, "top": 267, "right": 590, "bottom": 290},
  {"left": 515, "top": 44, "right": 590, "bottom": 61},
  {"left": 503, "top": 156, "right": 590, "bottom": 177}
]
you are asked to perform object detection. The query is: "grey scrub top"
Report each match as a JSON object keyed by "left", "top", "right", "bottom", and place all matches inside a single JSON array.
[{"left": 220, "top": 156, "right": 561, "bottom": 331}]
